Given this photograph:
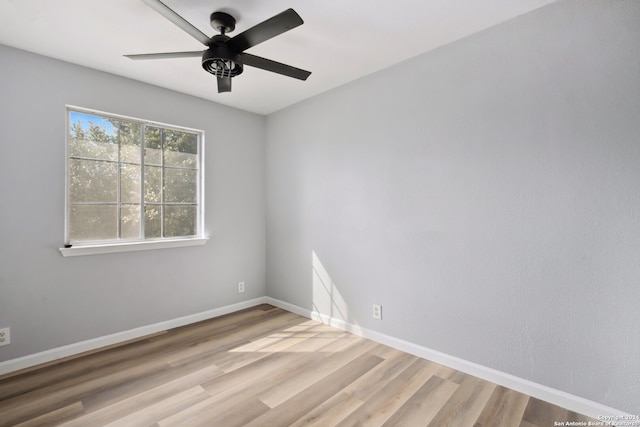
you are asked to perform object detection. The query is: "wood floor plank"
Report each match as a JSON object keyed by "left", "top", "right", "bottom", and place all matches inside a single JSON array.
[
  {"left": 188, "top": 314, "right": 319, "bottom": 373},
  {"left": 244, "top": 353, "right": 383, "bottom": 427},
  {"left": 289, "top": 391, "right": 365, "bottom": 427},
  {"left": 201, "top": 350, "right": 326, "bottom": 401},
  {"left": 163, "top": 352, "right": 303, "bottom": 425},
  {"left": 381, "top": 375, "right": 459, "bottom": 427},
  {"left": 157, "top": 395, "right": 269, "bottom": 427},
  {"left": 335, "top": 357, "right": 443, "bottom": 427},
  {"left": 0, "top": 342, "right": 168, "bottom": 418},
  {"left": 76, "top": 311, "right": 303, "bottom": 413},
  {"left": 288, "top": 349, "right": 419, "bottom": 426},
  {"left": 426, "top": 374, "right": 497, "bottom": 426},
  {"left": 162, "top": 309, "right": 303, "bottom": 367},
  {"left": 521, "top": 396, "right": 569, "bottom": 426},
  {"left": 0, "top": 305, "right": 600, "bottom": 427},
  {"left": 316, "top": 334, "right": 366, "bottom": 353},
  {"left": 191, "top": 398, "right": 271, "bottom": 427},
  {"left": 253, "top": 333, "right": 316, "bottom": 353},
  {"left": 279, "top": 331, "right": 348, "bottom": 353},
  {"left": 257, "top": 339, "right": 378, "bottom": 408},
  {"left": 170, "top": 337, "right": 373, "bottom": 426},
  {"left": 56, "top": 365, "right": 221, "bottom": 427},
  {"left": 102, "top": 386, "right": 209, "bottom": 427},
  {"left": 341, "top": 350, "right": 419, "bottom": 402},
  {"left": 13, "top": 402, "right": 85, "bottom": 427},
  {"left": 156, "top": 395, "right": 223, "bottom": 426},
  {"left": 78, "top": 354, "right": 218, "bottom": 413},
  {"left": 156, "top": 395, "right": 219, "bottom": 426},
  {"left": 0, "top": 358, "right": 172, "bottom": 426},
  {"left": 0, "top": 333, "right": 161, "bottom": 400},
  {"left": 473, "top": 385, "right": 530, "bottom": 427}
]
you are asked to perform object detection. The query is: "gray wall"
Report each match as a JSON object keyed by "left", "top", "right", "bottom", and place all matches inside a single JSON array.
[
  {"left": 0, "top": 45, "right": 266, "bottom": 360},
  {"left": 266, "top": 0, "right": 640, "bottom": 413}
]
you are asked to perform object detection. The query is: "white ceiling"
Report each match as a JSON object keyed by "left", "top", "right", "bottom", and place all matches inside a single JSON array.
[{"left": 0, "top": 0, "right": 558, "bottom": 115}]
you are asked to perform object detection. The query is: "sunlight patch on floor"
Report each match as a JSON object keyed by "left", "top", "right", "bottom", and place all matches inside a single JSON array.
[{"left": 229, "top": 320, "right": 359, "bottom": 353}]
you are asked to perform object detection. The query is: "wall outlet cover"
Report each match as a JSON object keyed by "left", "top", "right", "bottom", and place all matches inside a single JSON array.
[
  {"left": 373, "top": 304, "right": 382, "bottom": 320},
  {"left": 0, "top": 327, "right": 10, "bottom": 346}
]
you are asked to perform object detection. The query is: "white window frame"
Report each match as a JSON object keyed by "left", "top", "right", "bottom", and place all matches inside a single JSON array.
[{"left": 60, "top": 106, "right": 207, "bottom": 257}]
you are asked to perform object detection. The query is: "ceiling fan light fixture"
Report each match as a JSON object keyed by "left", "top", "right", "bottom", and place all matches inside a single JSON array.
[{"left": 202, "top": 45, "right": 243, "bottom": 78}]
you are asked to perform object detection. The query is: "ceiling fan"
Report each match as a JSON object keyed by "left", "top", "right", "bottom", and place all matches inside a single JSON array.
[{"left": 125, "top": 0, "right": 311, "bottom": 93}]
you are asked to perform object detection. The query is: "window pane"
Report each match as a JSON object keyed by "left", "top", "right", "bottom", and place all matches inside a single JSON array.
[
  {"left": 70, "top": 159, "right": 117, "bottom": 203},
  {"left": 69, "top": 112, "right": 118, "bottom": 161},
  {"left": 164, "top": 205, "right": 196, "bottom": 237},
  {"left": 118, "top": 121, "right": 141, "bottom": 164},
  {"left": 145, "top": 205, "right": 162, "bottom": 238},
  {"left": 69, "top": 205, "right": 117, "bottom": 242},
  {"left": 164, "top": 168, "right": 197, "bottom": 203},
  {"left": 69, "top": 138, "right": 119, "bottom": 161},
  {"left": 144, "top": 166, "right": 162, "bottom": 203},
  {"left": 144, "top": 126, "right": 162, "bottom": 165},
  {"left": 121, "top": 164, "right": 141, "bottom": 204},
  {"left": 164, "top": 130, "right": 197, "bottom": 168},
  {"left": 121, "top": 204, "right": 141, "bottom": 239}
]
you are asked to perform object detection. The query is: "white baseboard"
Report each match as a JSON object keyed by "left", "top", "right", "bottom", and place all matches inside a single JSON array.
[
  {"left": 0, "top": 297, "right": 268, "bottom": 377},
  {"left": 264, "top": 297, "right": 630, "bottom": 422},
  {"left": 1, "top": 295, "right": 630, "bottom": 423}
]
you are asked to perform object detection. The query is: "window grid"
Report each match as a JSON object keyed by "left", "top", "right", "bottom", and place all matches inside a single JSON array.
[
  {"left": 139, "top": 124, "right": 146, "bottom": 239},
  {"left": 66, "top": 107, "right": 203, "bottom": 245},
  {"left": 116, "top": 123, "right": 122, "bottom": 239},
  {"left": 161, "top": 127, "right": 165, "bottom": 238}
]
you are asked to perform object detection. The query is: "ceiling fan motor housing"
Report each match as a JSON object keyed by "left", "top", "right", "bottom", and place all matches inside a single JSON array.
[{"left": 202, "top": 35, "right": 243, "bottom": 78}]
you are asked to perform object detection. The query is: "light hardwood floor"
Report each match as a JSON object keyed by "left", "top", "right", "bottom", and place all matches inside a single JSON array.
[{"left": 0, "top": 305, "right": 596, "bottom": 426}]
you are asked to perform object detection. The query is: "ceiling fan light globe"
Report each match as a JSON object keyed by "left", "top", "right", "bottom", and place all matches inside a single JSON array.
[{"left": 202, "top": 46, "right": 243, "bottom": 78}]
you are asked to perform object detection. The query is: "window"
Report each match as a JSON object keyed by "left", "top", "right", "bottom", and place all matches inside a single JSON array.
[{"left": 63, "top": 107, "right": 205, "bottom": 254}]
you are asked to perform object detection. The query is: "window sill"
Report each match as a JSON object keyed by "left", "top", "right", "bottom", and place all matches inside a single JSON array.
[{"left": 59, "top": 237, "right": 209, "bottom": 257}]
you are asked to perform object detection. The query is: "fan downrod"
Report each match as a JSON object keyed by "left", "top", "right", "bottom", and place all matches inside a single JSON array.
[{"left": 210, "top": 12, "right": 236, "bottom": 35}]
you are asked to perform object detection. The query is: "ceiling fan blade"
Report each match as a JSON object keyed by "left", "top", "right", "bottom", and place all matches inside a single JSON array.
[
  {"left": 141, "top": 0, "right": 210, "bottom": 46},
  {"left": 217, "top": 76, "right": 232, "bottom": 93},
  {"left": 227, "top": 9, "right": 303, "bottom": 52},
  {"left": 242, "top": 53, "right": 311, "bottom": 81},
  {"left": 125, "top": 51, "right": 204, "bottom": 60}
]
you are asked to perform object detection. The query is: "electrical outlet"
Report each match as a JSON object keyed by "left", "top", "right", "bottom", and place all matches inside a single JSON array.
[
  {"left": 372, "top": 304, "right": 382, "bottom": 320},
  {"left": 0, "top": 328, "right": 10, "bottom": 346},
  {"left": 238, "top": 281, "right": 245, "bottom": 293}
]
